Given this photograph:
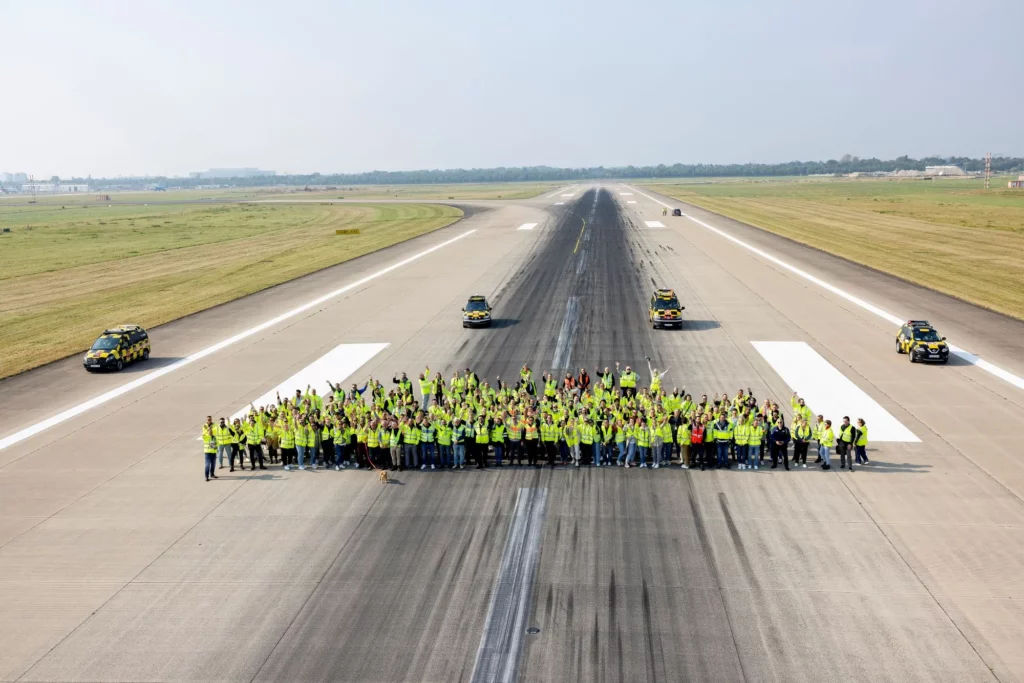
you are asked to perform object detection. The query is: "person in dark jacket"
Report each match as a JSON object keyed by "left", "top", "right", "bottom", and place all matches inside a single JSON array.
[{"left": 770, "top": 420, "right": 791, "bottom": 470}]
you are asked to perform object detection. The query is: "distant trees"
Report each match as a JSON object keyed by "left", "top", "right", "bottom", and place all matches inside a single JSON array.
[{"left": 72, "top": 155, "right": 1024, "bottom": 190}]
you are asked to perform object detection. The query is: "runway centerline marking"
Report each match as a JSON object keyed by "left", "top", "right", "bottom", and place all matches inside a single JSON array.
[
  {"left": 560, "top": 194, "right": 574, "bottom": 197},
  {"left": 644, "top": 220, "right": 665, "bottom": 229},
  {"left": 516, "top": 223, "right": 538, "bottom": 231},
  {"left": 625, "top": 186, "right": 1024, "bottom": 393},
  {"left": 0, "top": 229, "right": 477, "bottom": 453},
  {"left": 470, "top": 487, "right": 548, "bottom": 683},
  {"left": 619, "top": 192, "right": 633, "bottom": 196},
  {"left": 553, "top": 202, "right": 565, "bottom": 205},
  {"left": 627, "top": 200, "right": 638, "bottom": 204},
  {"left": 753, "top": 341, "right": 919, "bottom": 442}
]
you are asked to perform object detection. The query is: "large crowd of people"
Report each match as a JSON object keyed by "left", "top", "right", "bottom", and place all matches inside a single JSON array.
[{"left": 199, "top": 361, "right": 870, "bottom": 481}]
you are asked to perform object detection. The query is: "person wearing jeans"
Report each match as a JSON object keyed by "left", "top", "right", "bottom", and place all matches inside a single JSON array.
[{"left": 819, "top": 420, "right": 835, "bottom": 470}]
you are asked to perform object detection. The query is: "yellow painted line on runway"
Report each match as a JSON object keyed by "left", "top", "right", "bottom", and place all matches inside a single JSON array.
[
  {"left": 626, "top": 185, "right": 1024, "bottom": 392},
  {"left": 573, "top": 217, "right": 587, "bottom": 254},
  {"left": 0, "top": 229, "right": 477, "bottom": 453}
]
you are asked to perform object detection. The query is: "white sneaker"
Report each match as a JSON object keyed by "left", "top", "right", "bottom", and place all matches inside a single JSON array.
[
  {"left": 431, "top": 464, "right": 436, "bottom": 470},
  {"left": 310, "top": 464, "right": 316, "bottom": 471},
  {"left": 595, "top": 462, "right": 600, "bottom": 467},
  {"left": 739, "top": 464, "right": 746, "bottom": 470},
  {"left": 653, "top": 464, "right": 659, "bottom": 469},
  {"left": 753, "top": 465, "right": 758, "bottom": 470},
  {"left": 353, "top": 463, "right": 360, "bottom": 469},
  {"left": 640, "top": 463, "right": 647, "bottom": 468},
  {"left": 421, "top": 464, "right": 426, "bottom": 470},
  {"left": 575, "top": 462, "right": 580, "bottom": 467},
  {"left": 284, "top": 465, "right": 292, "bottom": 471},
  {"left": 802, "top": 464, "right": 807, "bottom": 468},
  {"left": 298, "top": 465, "right": 306, "bottom": 470},
  {"left": 682, "top": 464, "right": 689, "bottom": 469},
  {"left": 335, "top": 465, "right": 340, "bottom": 471},
  {"left": 624, "top": 463, "right": 630, "bottom": 468}
]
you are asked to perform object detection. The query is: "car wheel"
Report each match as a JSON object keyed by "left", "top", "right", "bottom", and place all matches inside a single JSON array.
[
  {"left": 908, "top": 352, "right": 916, "bottom": 364},
  {"left": 896, "top": 340, "right": 903, "bottom": 354},
  {"left": 116, "top": 360, "right": 123, "bottom": 371},
  {"left": 142, "top": 348, "right": 150, "bottom": 361}
]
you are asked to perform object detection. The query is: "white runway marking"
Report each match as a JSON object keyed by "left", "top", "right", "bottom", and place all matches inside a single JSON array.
[
  {"left": 626, "top": 186, "right": 1024, "bottom": 393},
  {"left": 553, "top": 202, "right": 565, "bottom": 205},
  {"left": 0, "top": 230, "right": 476, "bottom": 453},
  {"left": 644, "top": 220, "right": 665, "bottom": 228},
  {"left": 627, "top": 200, "right": 637, "bottom": 204},
  {"left": 231, "top": 343, "right": 387, "bottom": 420},
  {"left": 619, "top": 192, "right": 633, "bottom": 196},
  {"left": 552, "top": 297, "right": 581, "bottom": 370},
  {"left": 544, "top": 190, "right": 563, "bottom": 199},
  {"left": 560, "top": 194, "right": 574, "bottom": 197},
  {"left": 753, "top": 341, "right": 919, "bottom": 442},
  {"left": 517, "top": 223, "right": 538, "bottom": 231}
]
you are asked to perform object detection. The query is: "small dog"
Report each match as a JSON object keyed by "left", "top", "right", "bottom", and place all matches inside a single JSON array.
[{"left": 378, "top": 469, "right": 390, "bottom": 484}]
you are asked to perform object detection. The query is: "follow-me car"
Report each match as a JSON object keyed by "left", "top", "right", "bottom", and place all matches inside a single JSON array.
[
  {"left": 84, "top": 324, "right": 150, "bottom": 372},
  {"left": 896, "top": 320, "right": 949, "bottom": 364},
  {"left": 462, "top": 295, "right": 492, "bottom": 328}
]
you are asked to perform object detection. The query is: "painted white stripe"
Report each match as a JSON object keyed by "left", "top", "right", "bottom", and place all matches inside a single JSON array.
[
  {"left": 619, "top": 192, "right": 633, "bottom": 196},
  {"left": 231, "top": 343, "right": 387, "bottom": 421},
  {"left": 517, "top": 223, "right": 538, "bottom": 231},
  {"left": 0, "top": 230, "right": 476, "bottom": 452},
  {"left": 560, "top": 194, "right": 574, "bottom": 197},
  {"left": 753, "top": 341, "right": 919, "bottom": 442},
  {"left": 644, "top": 220, "right": 665, "bottom": 229},
  {"left": 627, "top": 200, "right": 638, "bottom": 204},
  {"left": 626, "top": 186, "right": 1024, "bottom": 393},
  {"left": 544, "top": 190, "right": 563, "bottom": 199},
  {"left": 553, "top": 202, "right": 565, "bottom": 205}
]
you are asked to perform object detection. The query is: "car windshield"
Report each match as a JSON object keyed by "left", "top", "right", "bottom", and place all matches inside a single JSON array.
[
  {"left": 913, "top": 329, "right": 941, "bottom": 342},
  {"left": 465, "top": 300, "right": 488, "bottom": 312},
  {"left": 91, "top": 336, "right": 121, "bottom": 350},
  {"left": 654, "top": 298, "right": 680, "bottom": 310}
]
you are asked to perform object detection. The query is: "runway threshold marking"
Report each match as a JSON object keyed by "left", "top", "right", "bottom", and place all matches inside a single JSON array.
[
  {"left": 644, "top": 220, "right": 665, "bottom": 228},
  {"left": 626, "top": 186, "right": 1024, "bottom": 393},
  {"left": 553, "top": 202, "right": 565, "bottom": 205},
  {"left": 470, "top": 487, "right": 548, "bottom": 683},
  {"left": 752, "top": 341, "right": 919, "bottom": 442},
  {"left": 0, "top": 230, "right": 476, "bottom": 453},
  {"left": 230, "top": 343, "right": 387, "bottom": 421},
  {"left": 517, "top": 223, "right": 538, "bottom": 231}
]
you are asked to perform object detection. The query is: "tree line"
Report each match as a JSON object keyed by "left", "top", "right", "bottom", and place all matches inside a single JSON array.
[{"left": 69, "top": 155, "right": 1024, "bottom": 189}]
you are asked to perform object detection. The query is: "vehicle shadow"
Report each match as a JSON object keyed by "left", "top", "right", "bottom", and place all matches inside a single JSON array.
[
  {"left": 682, "top": 320, "right": 721, "bottom": 331},
  {"left": 486, "top": 319, "right": 520, "bottom": 329},
  {"left": 856, "top": 461, "right": 931, "bottom": 473},
  {"left": 121, "top": 357, "right": 187, "bottom": 374}
]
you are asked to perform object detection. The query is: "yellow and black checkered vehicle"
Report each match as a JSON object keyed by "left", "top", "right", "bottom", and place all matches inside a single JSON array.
[
  {"left": 649, "top": 288, "right": 685, "bottom": 329},
  {"left": 462, "top": 295, "right": 492, "bottom": 328},
  {"left": 83, "top": 324, "right": 151, "bottom": 372},
  {"left": 896, "top": 320, "right": 949, "bottom": 364}
]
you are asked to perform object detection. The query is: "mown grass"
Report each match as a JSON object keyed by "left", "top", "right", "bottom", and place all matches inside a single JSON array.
[
  {"left": 642, "top": 177, "right": 1024, "bottom": 319},
  {"left": 0, "top": 202, "right": 461, "bottom": 378}
]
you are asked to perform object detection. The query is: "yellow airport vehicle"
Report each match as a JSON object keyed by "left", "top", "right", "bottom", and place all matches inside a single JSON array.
[
  {"left": 83, "top": 324, "right": 151, "bottom": 372},
  {"left": 462, "top": 295, "right": 492, "bottom": 328},
  {"left": 896, "top": 320, "right": 949, "bottom": 364},
  {"left": 649, "top": 288, "right": 685, "bottom": 329}
]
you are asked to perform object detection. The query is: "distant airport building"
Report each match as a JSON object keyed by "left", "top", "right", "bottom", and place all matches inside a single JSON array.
[
  {"left": 189, "top": 168, "right": 276, "bottom": 179},
  {"left": 1010, "top": 175, "right": 1024, "bottom": 189},
  {"left": 20, "top": 183, "right": 91, "bottom": 193},
  {"left": 925, "top": 165, "right": 966, "bottom": 176},
  {"left": 1, "top": 171, "right": 29, "bottom": 184}
]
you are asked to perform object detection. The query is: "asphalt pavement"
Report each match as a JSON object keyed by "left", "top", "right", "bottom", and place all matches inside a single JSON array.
[{"left": 1, "top": 186, "right": 1023, "bottom": 682}]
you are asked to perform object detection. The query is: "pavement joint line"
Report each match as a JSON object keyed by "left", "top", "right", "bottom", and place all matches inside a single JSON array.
[
  {"left": 626, "top": 185, "right": 1024, "bottom": 393},
  {"left": 0, "top": 229, "right": 477, "bottom": 453}
]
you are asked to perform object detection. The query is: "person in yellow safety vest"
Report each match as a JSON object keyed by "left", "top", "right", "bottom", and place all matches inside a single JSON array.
[
  {"left": 213, "top": 417, "right": 233, "bottom": 470},
  {"left": 734, "top": 416, "right": 750, "bottom": 470},
  {"left": 228, "top": 418, "right": 244, "bottom": 472},
  {"left": 712, "top": 415, "right": 733, "bottom": 469},
  {"left": 594, "top": 366, "right": 615, "bottom": 391},
  {"left": 812, "top": 414, "right": 826, "bottom": 464},
  {"left": 837, "top": 416, "right": 856, "bottom": 471},
  {"left": 523, "top": 419, "right": 539, "bottom": 467},
  {"left": 305, "top": 386, "right": 324, "bottom": 413},
  {"left": 435, "top": 420, "right": 452, "bottom": 468},
  {"left": 618, "top": 362, "right": 638, "bottom": 399},
  {"left": 293, "top": 417, "right": 309, "bottom": 470},
  {"left": 388, "top": 421, "right": 402, "bottom": 471},
  {"left": 792, "top": 417, "right": 812, "bottom": 468},
  {"left": 541, "top": 416, "right": 558, "bottom": 469},
  {"left": 202, "top": 416, "right": 218, "bottom": 481},
  {"left": 473, "top": 418, "right": 490, "bottom": 469},
  {"left": 580, "top": 417, "right": 599, "bottom": 467},
  {"left": 633, "top": 418, "right": 651, "bottom": 467},
  {"left": 747, "top": 417, "right": 765, "bottom": 470},
  {"left": 331, "top": 420, "right": 347, "bottom": 470},
  {"left": 646, "top": 359, "right": 669, "bottom": 397},
  {"left": 505, "top": 417, "right": 523, "bottom": 465},
  {"left": 245, "top": 416, "right": 266, "bottom": 471},
  {"left": 791, "top": 392, "right": 813, "bottom": 424},
  {"left": 279, "top": 421, "right": 295, "bottom": 470},
  {"left": 854, "top": 419, "right": 870, "bottom": 465},
  {"left": 544, "top": 374, "right": 557, "bottom": 398},
  {"left": 563, "top": 418, "right": 581, "bottom": 466},
  {"left": 676, "top": 418, "right": 692, "bottom": 469},
  {"left": 818, "top": 419, "right": 835, "bottom": 470},
  {"left": 418, "top": 367, "right": 432, "bottom": 411},
  {"left": 402, "top": 418, "right": 421, "bottom": 471},
  {"left": 489, "top": 420, "right": 505, "bottom": 466},
  {"left": 393, "top": 371, "right": 412, "bottom": 397}
]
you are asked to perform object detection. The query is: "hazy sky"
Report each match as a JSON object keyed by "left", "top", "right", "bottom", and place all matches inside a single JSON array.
[{"left": 2, "top": 0, "right": 1020, "bottom": 178}]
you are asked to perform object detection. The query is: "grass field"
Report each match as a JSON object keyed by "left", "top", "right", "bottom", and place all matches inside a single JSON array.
[
  {"left": 0, "top": 181, "right": 560, "bottom": 207},
  {"left": 0, "top": 201, "right": 461, "bottom": 378},
  {"left": 642, "top": 176, "right": 1024, "bottom": 319}
]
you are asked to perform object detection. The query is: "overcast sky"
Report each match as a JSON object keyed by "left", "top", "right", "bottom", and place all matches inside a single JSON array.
[{"left": 1, "top": 0, "right": 1020, "bottom": 178}]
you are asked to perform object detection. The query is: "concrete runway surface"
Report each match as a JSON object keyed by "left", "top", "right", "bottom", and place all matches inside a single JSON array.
[{"left": 2, "top": 185, "right": 1024, "bottom": 682}]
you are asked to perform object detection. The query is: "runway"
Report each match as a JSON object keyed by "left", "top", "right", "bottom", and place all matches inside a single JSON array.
[{"left": 2, "top": 185, "right": 1024, "bottom": 682}]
